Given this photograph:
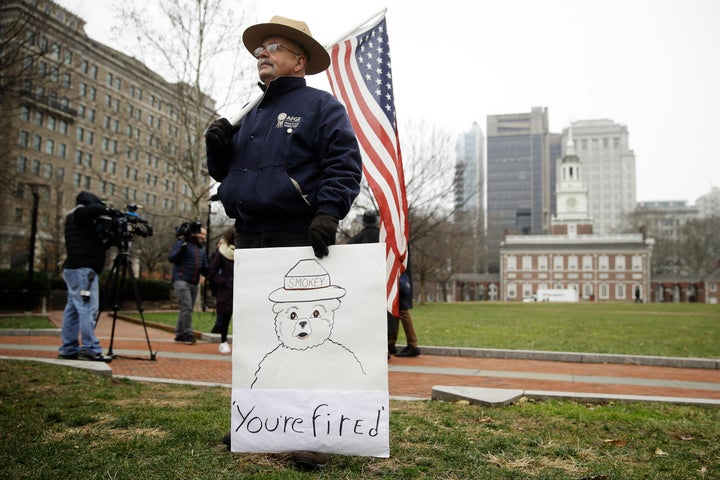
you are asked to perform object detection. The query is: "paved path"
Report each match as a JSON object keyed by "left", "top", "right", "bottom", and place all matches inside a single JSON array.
[{"left": 2, "top": 311, "right": 719, "bottom": 406}]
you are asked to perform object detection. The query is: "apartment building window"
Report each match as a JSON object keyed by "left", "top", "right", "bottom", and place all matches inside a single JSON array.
[
  {"left": 582, "top": 255, "right": 593, "bottom": 270},
  {"left": 58, "top": 143, "right": 66, "bottom": 158},
  {"left": 31, "top": 159, "right": 40, "bottom": 175},
  {"left": 77, "top": 127, "right": 84, "bottom": 142},
  {"left": 522, "top": 283, "right": 533, "bottom": 298},
  {"left": 568, "top": 255, "right": 578, "bottom": 270},
  {"left": 34, "top": 112, "right": 43, "bottom": 126},
  {"left": 507, "top": 283, "right": 517, "bottom": 299},
  {"left": 616, "top": 283, "right": 626, "bottom": 300},
  {"left": 59, "top": 120, "right": 68, "bottom": 134},
  {"left": 615, "top": 255, "right": 626, "bottom": 271},
  {"left": 75, "top": 150, "right": 83, "bottom": 165},
  {"left": 81, "top": 60, "right": 88, "bottom": 73},
  {"left": 89, "top": 87, "right": 96, "bottom": 101},
  {"left": 90, "top": 64, "right": 98, "bottom": 79},
  {"left": 43, "top": 163, "right": 53, "bottom": 179},
  {"left": 45, "top": 139, "right": 54, "bottom": 155},
  {"left": 522, "top": 255, "right": 532, "bottom": 270},
  {"left": 599, "top": 255, "right": 609, "bottom": 271},
  {"left": 47, "top": 116, "right": 55, "bottom": 131},
  {"left": 632, "top": 255, "right": 643, "bottom": 271},
  {"left": 20, "top": 106, "right": 30, "bottom": 121},
  {"left": 553, "top": 255, "right": 563, "bottom": 270},
  {"left": 18, "top": 131, "right": 29, "bottom": 147},
  {"left": 79, "top": 82, "right": 87, "bottom": 97},
  {"left": 538, "top": 256, "right": 548, "bottom": 271},
  {"left": 17, "top": 156, "right": 27, "bottom": 172},
  {"left": 33, "top": 134, "right": 42, "bottom": 150},
  {"left": 107, "top": 72, "right": 113, "bottom": 86},
  {"left": 64, "top": 50, "right": 72, "bottom": 66},
  {"left": 507, "top": 255, "right": 517, "bottom": 271},
  {"left": 583, "top": 283, "right": 593, "bottom": 298},
  {"left": 599, "top": 283, "right": 609, "bottom": 300},
  {"left": 56, "top": 167, "right": 65, "bottom": 181}
]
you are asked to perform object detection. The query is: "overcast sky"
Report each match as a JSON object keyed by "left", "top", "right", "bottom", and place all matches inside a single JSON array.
[{"left": 57, "top": 0, "right": 720, "bottom": 204}]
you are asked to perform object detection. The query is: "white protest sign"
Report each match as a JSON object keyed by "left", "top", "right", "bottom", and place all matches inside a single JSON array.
[{"left": 231, "top": 243, "right": 389, "bottom": 457}]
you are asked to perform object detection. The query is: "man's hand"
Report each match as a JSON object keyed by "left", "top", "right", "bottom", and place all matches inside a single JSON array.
[
  {"left": 308, "top": 214, "right": 339, "bottom": 258},
  {"left": 205, "top": 118, "right": 235, "bottom": 157}
]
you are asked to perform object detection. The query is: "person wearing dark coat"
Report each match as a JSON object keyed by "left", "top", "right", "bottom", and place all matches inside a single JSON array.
[
  {"left": 168, "top": 223, "right": 209, "bottom": 344},
  {"left": 58, "top": 191, "right": 116, "bottom": 362},
  {"left": 208, "top": 228, "right": 235, "bottom": 353}
]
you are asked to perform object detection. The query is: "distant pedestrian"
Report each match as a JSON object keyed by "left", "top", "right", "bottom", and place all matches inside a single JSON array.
[
  {"left": 389, "top": 251, "right": 420, "bottom": 357},
  {"left": 169, "top": 222, "right": 209, "bottom": 345},
  {"left": 208, "top": 228, "right": 235, "bottom": 354}
]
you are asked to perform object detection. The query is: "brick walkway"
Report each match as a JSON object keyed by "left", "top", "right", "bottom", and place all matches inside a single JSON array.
[{"left": 2, "top": 311, "right": 719, "bottom": 404}]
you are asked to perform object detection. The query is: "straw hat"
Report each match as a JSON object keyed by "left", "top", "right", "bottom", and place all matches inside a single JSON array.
[{"left": 242, "top": 16, "right": 330, "bottom": 75}]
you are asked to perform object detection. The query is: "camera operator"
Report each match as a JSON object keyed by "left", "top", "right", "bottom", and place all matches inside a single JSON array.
[
  {"left": 58, "top": 191, "right": 118, "bottom": 362},
  {"left": 168, "top": 222, "right": 209, "bottom": 344}
]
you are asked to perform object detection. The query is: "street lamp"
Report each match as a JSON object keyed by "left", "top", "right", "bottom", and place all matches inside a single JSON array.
[{"left": 25, "top": 183, "right": 43, "bottom": 312}]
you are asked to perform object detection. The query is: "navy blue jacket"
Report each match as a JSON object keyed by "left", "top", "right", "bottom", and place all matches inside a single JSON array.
[
  {"left": 168, "top": 239, "right": 209, "bottom": 285},
  {"left": 207, "top": 76, "right": 362, "bottom": 231}
]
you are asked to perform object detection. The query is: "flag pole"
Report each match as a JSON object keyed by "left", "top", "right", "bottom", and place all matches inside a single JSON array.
[
  {"left": 324, "top": 8, "right": 387, "bottom": 48},
  {"left": 228, "top": 8, "right": 388, "bottom": 126}
]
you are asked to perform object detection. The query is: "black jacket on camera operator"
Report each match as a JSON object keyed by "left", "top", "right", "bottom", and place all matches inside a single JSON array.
[{"left": 58, "top": 191, "right": 117, "bottom": 362}]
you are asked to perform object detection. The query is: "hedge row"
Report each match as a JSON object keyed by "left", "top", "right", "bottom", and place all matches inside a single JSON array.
[{"left": 0, "top": 269, "right": 171, "bottom": 311}]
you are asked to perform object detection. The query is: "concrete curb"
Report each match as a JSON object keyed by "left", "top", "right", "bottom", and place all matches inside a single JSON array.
[
  {"left": 431, "top": 385, "right": 720, "bottom": 408},
  {"left": 420, "top": 346, "right": 720, "bottom": 370}
]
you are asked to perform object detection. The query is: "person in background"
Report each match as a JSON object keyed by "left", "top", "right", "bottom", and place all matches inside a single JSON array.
[
  {"left": 348, "top": 210, "right": 380, "bottom": 244},
  {"left": 168, "top": 222, "right": 209, "bottom": 345},
  {"left": 389, "top": 251, "right": 421, "bottom": 357},
  {"left": 58, "top": 191, "right": 117, "bottom": 362},
  {"left": 208, "top": 228, "right": 235, "bottom": 354},
  {"left": 205, "top": 15, "right": 362, "bottom": 471}
]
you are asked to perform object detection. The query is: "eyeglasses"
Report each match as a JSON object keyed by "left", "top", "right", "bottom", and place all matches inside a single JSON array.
[{"left": 253, "top": 42, "right": 301, "bottom": 59}]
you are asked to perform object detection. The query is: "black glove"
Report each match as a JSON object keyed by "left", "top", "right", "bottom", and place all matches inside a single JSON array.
[
  {"left": 205, "top": 118, "right": 235, "bottom": 157},
  {"left": 308, "top": 214, "right": 339, "bottom": 258}
]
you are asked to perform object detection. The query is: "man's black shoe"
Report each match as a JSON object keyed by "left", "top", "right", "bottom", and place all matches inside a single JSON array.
[
  {"left": 58, "top": 353, "right": 78, "bottom": 360},
  {"left": 293, "top": 451, "right": 328, "bottom": 471},
  {"left": 388, "top": 345, "right": 397, "bottom": 355},
  {"left": 395, "top": 346, "right": 421, "bottom": 357},
  {"left": 222, "top": 431, "right": 231, "bottom": 450},
  {"left": 78, "top": 351, "right": 112, "bottom": 362}
]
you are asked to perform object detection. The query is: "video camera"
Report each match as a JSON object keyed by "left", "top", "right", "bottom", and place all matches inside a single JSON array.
[
  {"left": 175, "top": 221, "right": 203, "bottom": 240},
  {"left": 96, "top": 204, "right": 153, "bottom": 249}
]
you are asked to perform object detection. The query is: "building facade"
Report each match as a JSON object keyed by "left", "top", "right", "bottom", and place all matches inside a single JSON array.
[
  {"left": 694, "top": 186, "right": 720, "bottom": 218},
  {"left": 564, "top": 119, "right": 636, "bottom": 234},
  {"left": 454, "top": 122, "right": 486, "bottom": 272},
  {"left": 1, "top": 0, "right": 216, "bottom": 272},
  {"left": 486, "top": 107, "right": 562, "bottom": 272}
]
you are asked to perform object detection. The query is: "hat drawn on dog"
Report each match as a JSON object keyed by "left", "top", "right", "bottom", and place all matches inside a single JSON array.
[
  {"left": 268, "top": 259, "right": 346, "bottom": 303},
  {"left": 242, "top": 16, "right": 331, "bottom": 75}
]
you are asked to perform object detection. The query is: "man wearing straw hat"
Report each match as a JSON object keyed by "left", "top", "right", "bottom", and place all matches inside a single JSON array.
[
  {"left": 206, "top": 15, "right": 362, "bottom": 261},
  {"left": 206, "top": 16, "right": 362, "bottom": 471}
]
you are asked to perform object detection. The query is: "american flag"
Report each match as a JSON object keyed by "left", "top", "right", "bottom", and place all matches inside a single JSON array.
[{"left": 326, "top": 14, "right": 408, "bottom": 316}]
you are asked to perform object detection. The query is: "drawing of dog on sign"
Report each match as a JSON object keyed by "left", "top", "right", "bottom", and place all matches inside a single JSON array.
[{"left": 251, "top": 259, "right": 367, "bottom": 389}]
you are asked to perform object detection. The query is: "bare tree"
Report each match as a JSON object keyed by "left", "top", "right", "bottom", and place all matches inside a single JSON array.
[
  {"left": 116, "top": 0, "right": 254, "bottom": 221},
  {"left": 345, "top": 119, "right": 483, "bottom": 302}
]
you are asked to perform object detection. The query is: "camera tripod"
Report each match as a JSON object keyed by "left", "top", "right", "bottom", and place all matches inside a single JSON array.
[{"left": 96, "top": 243, "right": 157, "bottom": 361}]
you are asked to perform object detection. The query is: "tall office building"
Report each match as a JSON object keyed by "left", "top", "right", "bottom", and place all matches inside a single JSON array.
[
  {"left": 454, "top": 122, "right": 485, "bottom": 272},
  {"left": 564, "top": 119, "right": 636, "bottom": 234},
  {"left": 486, "top": 107, "right": 561, "bottom": 272},
  {"left": 0, "top": 0, "right": 215, "bottom": 271},
  {"left": 695, "top": 186, "right": 720, "bottom": 218}
]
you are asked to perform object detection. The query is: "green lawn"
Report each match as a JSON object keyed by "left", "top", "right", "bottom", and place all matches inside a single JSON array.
[
  {"left": 1, "top": 359, "right": 718, "bottom": 479},
  {"left": 4, "top": 302, "right": 719, "bottom": 358}
]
